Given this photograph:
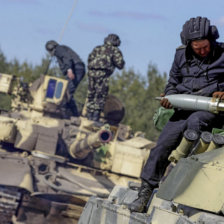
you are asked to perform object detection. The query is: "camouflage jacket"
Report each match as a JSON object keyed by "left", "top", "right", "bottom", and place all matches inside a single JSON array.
[{"left": 87, "top": 42, "right": 125, "bottom": 74}]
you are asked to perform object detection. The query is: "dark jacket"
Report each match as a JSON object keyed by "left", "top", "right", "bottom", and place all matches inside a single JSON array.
[
  {"left": 54, "top": 45, "right": 85, "bottom": 78},
  {"left": 165, "top": 42, "right": 224, "bottom": 96}
]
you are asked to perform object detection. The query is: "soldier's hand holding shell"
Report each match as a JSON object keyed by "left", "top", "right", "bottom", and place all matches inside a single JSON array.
[{"left": 160, "top": 93, "right": 173, "bottom": 109}]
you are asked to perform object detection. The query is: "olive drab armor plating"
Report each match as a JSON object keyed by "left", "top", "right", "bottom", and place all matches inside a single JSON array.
[{"left": 79, "top": 112, "right": 224, "bottom": 224}]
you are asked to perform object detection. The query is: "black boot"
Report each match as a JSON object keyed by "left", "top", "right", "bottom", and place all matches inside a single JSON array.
[{"left": 128, "top": 179, "right": 153, "bottom": 213}]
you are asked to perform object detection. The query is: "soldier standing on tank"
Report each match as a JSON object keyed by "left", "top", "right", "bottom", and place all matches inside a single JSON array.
[
  {"left": 128, "top": 16, "right": 224, "bottom": 213},
  {"left": 45, "top": 40, "right": 85, "bottom": 117},
  {"left": 86, "top": 34, "right": 125, "bottom": 121}
]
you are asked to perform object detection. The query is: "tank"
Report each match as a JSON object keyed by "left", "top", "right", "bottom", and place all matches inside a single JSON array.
[
  {"left": 78, "top": 113, "right": 224, "bottom": 223},
  {"left": 0, "top": 73, "right": 154, "bottom": 224}
]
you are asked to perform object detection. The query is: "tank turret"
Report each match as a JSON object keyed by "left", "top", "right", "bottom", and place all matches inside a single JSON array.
[{"left": 0, "top": 72, "right": 154, "bottom": 223}]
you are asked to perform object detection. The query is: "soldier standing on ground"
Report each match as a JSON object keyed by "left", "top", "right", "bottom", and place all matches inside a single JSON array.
[
  {"left": 45, "top": 40, "right": 85, "bottom": 117},
  {"left": 128, "top": 16, "right": 224, "bottom": 213},
  {"left": 86, "top": 34, "right": 125, "bottom": 121}
]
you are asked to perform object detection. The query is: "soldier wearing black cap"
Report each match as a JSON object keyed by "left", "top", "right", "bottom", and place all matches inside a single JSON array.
[
  {"left": 45, "top": 40, "right": 85, "bottom": 117},
  {"left": 129, "top": 16, "right": 224, "bottom": 213}
]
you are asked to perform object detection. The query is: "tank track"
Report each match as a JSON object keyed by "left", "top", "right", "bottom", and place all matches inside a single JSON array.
[{"left": 0, "top": 186, "right": 21, "bottom": 224}]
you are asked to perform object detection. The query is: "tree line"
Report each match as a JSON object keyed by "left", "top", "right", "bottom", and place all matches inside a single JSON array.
[{"left": 0, "top": 50, "right": 167, "bottom": 141}]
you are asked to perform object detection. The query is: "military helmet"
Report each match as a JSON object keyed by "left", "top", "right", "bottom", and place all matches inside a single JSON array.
[
  {"left": 104, "top": 34, "right": 121, "bottom": 46},
  {"left": 45, "top": 40, "right": 58, "bottom": 53},
  {"left": 180, "top": 17, "right": 219, "bottom": 45}
]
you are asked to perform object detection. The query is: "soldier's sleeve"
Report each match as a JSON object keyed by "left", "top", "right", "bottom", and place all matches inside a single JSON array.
[
  {"left": 164, "top": 49, "right": 183, "bottom": 95},
  {"left": 63, "top": 54, "right": 74, "bottom": 71},
  {"left": 112, "top": 48, "right": 125, "bottom": 69}
]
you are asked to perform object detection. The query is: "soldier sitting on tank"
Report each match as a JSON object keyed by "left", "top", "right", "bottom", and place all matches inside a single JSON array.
[
  {"left": 45, "top": 40, "right": 86, "bottom": 117},
  {"left": 86, "top": 34, "right": 125, "bottom": 121},
  {"left": 128, "top": 16, "right": 224, "bottom": 213}
]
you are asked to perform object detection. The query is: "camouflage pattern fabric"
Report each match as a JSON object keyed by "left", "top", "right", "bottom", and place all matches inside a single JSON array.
[
  {"left": 86, "top": 41, "right": 125, "bottom": 113},
  {"left": 87, "top": 71, "right": 109, "bottom": 112}
]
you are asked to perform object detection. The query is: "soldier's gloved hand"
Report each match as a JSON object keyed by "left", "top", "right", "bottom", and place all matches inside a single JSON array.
[
  {"left": 160, "top": 93, "right": 173, "bottom": 109},
  {"left": 212, "top": 91, "right": 224, "bottom": 100},
  {"left": 67, "top": 68, "right": 75, "bottom": 80}
]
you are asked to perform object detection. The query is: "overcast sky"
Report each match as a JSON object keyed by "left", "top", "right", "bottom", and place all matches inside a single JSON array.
[{"left": 1, "top": 0, "right": 224, "bottom": 77}]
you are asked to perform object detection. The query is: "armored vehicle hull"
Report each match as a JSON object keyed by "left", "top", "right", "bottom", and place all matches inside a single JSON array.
[
  {"left": 79, "top": 142, "right": 224, "bottom": 224},
  {"left": 0, "top": 73, "right": 154, "bottom": 223}
]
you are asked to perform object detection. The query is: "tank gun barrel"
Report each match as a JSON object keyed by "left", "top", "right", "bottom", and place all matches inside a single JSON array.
[
  {"left": 155, "top": 94, "right": 224, "bottom": 113},
  {"left": 69, "top": 125, "right": 112, "bottom": 159}
]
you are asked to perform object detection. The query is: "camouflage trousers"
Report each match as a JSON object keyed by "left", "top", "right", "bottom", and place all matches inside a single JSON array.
[{"left": 86, "top": 70, "right": 110, "bottom": 113}]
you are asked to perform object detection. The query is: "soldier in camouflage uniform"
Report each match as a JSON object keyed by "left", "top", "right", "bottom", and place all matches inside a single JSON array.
[{"left": 86, "top": 34, "right": 125, "bottom": 121}]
